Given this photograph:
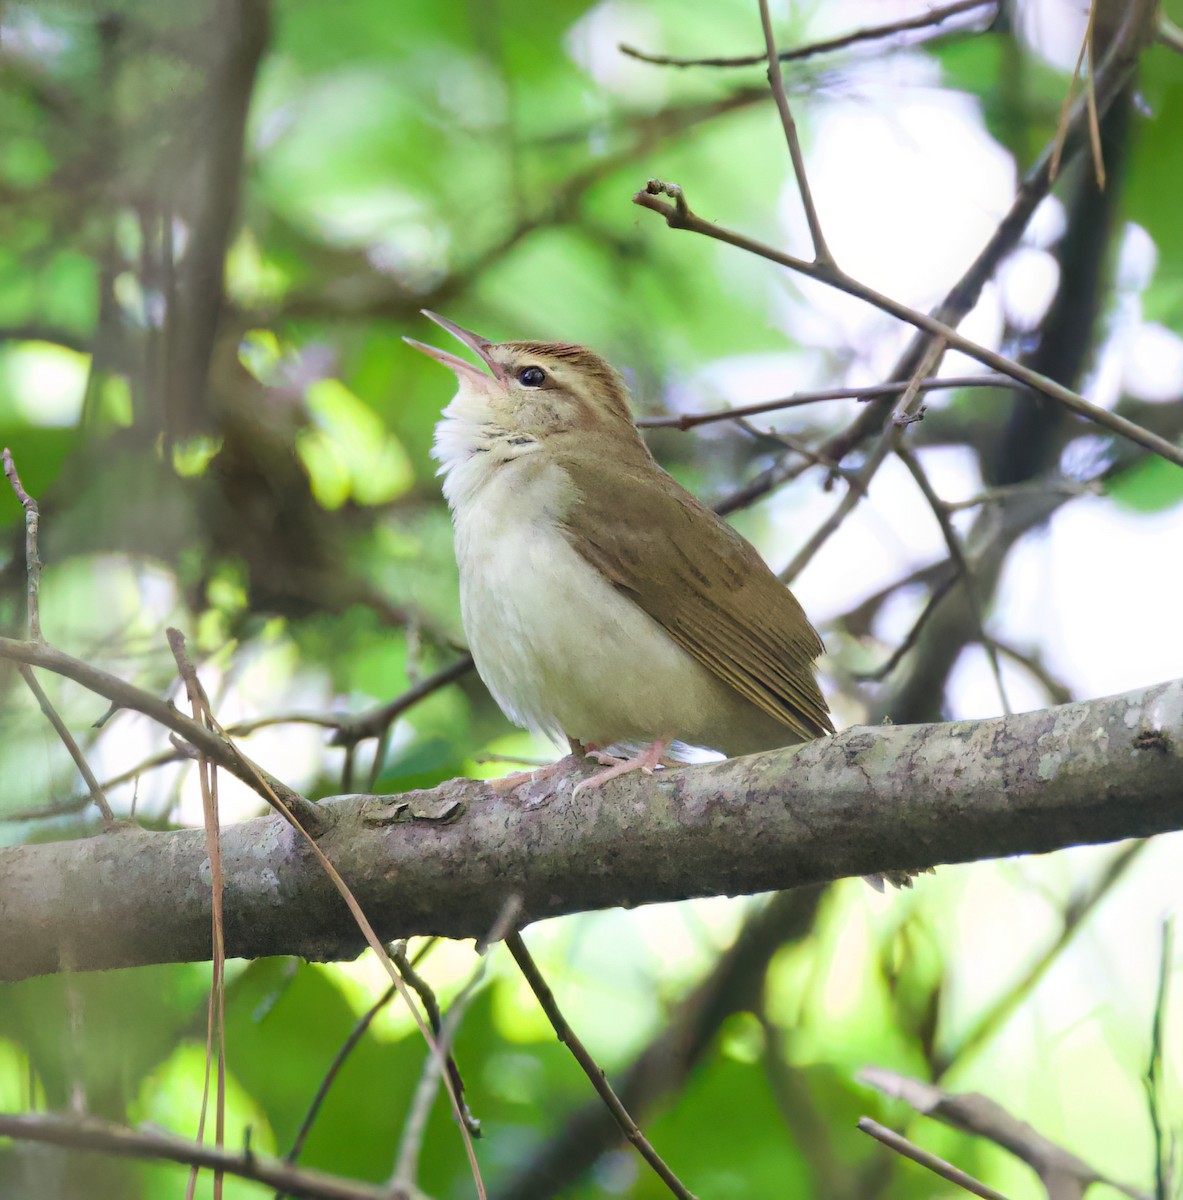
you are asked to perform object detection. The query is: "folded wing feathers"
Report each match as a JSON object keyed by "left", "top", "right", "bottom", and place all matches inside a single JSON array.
[{"left": 559, "top": 455, "right": 833, "bottom": 740}]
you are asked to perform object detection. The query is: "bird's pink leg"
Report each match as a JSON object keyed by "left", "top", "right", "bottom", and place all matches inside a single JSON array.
[
  {"left": 572, "top": 739, "right": 669, "bottom": 798},
  {"left": 485, "top": 757, "right": 574, "bottom": 793}
]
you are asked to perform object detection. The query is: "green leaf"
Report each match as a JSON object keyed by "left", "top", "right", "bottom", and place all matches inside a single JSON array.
[{"left": 1107, "top": 455, "right": 1183, "bottom": 513}]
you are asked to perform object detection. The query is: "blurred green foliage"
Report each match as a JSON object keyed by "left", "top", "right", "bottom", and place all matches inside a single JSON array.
[{"left": 2, "top": 1, "right": 1182, "bottom": 1198}]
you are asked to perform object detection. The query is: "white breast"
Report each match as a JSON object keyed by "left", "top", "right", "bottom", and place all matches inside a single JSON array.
[{"left": 448, "top": 453, "right": 744, "bottom": 750}]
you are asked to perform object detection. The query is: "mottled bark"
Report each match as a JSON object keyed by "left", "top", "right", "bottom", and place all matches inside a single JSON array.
[{"left": 1, "top": 679, "right": 1179, "bottom": 981}]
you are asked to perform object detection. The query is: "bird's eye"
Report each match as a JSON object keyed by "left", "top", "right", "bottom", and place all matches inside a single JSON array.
[{"left": 518, "top": 366, "right": 546, "bottom": 388}]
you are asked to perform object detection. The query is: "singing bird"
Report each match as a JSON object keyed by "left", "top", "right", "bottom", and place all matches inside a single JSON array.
[{"left": 406, "top": 311, "right": 833, "bottom": 789}]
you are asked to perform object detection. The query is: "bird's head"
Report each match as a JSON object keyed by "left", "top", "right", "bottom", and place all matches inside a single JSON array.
[{"left": 406, "top": 311, "right": 642, "bottom": 474}]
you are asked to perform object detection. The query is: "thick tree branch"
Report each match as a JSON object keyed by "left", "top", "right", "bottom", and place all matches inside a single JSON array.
[{"left": 1, "top": 680, "right": 1179, "bottom": 982}]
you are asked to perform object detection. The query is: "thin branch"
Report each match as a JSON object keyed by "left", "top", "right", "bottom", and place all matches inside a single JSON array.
[
  {"left": 860, "top": 1068, "right": 1150, "bottom": 1200},
  {"left": 0, "top": 636, "right": 326, "bottom": 833},
  {"left": 330, "top": 656, "right": 474, "bottom": 747},
  {"left": 391, "top": 941, "right": 480, "bottom": 1137},
  {"left": 0, "top": 1113, "right": 389, "bottom": 1200},
  {"left": 858, "top": 1117, "right": 1011, "bottom": 1199},
  {"left": 896, "top": 444, "right": 1011, "bottom": 714},
  {"left": 505, "top": 931, "right": 699, "bottom": 1200},
  {"left": 498, "top": 889, "right": 822, "bottom": 1200},
  {"left": 5, "top": 449, "right": 115, "bottom": 823},
  {"left": 941, "top": 478, "right": 1098, "bottom": 512},
  {"left": 1050, "top": 2, "right": 1105, "bottom": 188},
  {"left": 17, "top": 666, "right": 117, "bottom": 824},
  {"left": 636, "top": 375, "right": 1017, "bottom": 430},
  {"left": 777, "top": 336, "right": 939, "bottom": 583},
  {"left": 635, "top": 181, "right": 1183, "bottom": 469},
  {"left": 3, "top": 447, "right": 42, "bottom": 640},
  {"left": 282, "top": 984, "right": 398, "bottom": 1180},
  {"left": 853, "top": 568, "right": 962, "bottom": 683},
  {"left": 992, "top": 640, "right": 1073, "bottom": 706},
  {"left": 757, "top": 0, "right": 832, "bottom": 265},
  {"left": 620, "top": 0, "right": 995, "bottom": 69},
  {"left": 169, "top": 629, "right": 228, "bottom": 1200},
  {"left": 1145, "top": 917, "right": 1175, "bottom": 1200},
  {"left": 388, "top": 951, "right": 492, "bottom": 1197}
]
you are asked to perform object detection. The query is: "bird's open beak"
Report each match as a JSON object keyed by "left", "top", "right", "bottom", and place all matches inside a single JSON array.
[{"left": 403, "top": 310, "right": 507, "bottom": 385}]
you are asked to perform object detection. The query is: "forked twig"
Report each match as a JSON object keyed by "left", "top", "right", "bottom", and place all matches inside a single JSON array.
[
  {"left": 635, "top": 180, "right": 1182, "bottom": 469},
  {"left": 757, "top": 0, "right": 832, "bottom": 265}
]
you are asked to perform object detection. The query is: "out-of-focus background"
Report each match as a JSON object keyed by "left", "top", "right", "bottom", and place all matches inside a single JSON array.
[{"left": 2, "top": 0, "right": 1182, "bottom": 1196}]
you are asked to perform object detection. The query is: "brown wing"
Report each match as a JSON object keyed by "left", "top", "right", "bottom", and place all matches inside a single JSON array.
[{"left": 557, "top": 451, "right": 833, "bottom": 740}]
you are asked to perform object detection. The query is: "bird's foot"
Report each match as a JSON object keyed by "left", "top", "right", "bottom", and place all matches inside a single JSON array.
[
  {"left": 572, "top": 739, "right": 669, "bottom": 798},
  {"left": 485, "top": 756, "right": 573, "bottom": 795}
]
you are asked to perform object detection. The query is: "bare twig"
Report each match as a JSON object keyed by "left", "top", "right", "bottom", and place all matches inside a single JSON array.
[
  {"left": 1050, "top": 1, "right": 1105, "bottom": 188},
  {"left": 0, "top": 636, "right": 325, "bottom": 833},
  {"left": 17, "top": 666, "right": 117, "bottom": 824},
  {"left": 330, "top": 655, "right": 475, "bottom": 748},
  {"left": 635, "top": 182, "right": 1182, "bottom": 469},
  {"left": 281, "top": 983, "right": 399, "bottom": 1184},
  {"left": 1146, "top": 917, "right": 1176, "bottom": 1200},
  {"left": 637, "top": 375, "right": 1017, "bottom": 430},
  {"left": 896, "top": 444, "right": 1011, "bottom": 714},
  {"left": 941, "top": 479, "right": 1097, "bottom": 512},
  {"left": 858, "top": 1117, "right": 1011, "bottom": 1200},
  {"left": 777, "top": 337, "right": 939, "bottom": 583},
  {"left": 860, "top": 1068, "right": 1150, "bottom": 1200},
  {"left": 992, "top": 640, "right": 1073, "bottom": 706},
  {"left": 391, "top": 942, "right": 480, "bottom": 1138},
  {"left": 506, "top": 930, "right": 698, "bottom": 1200},
  {"left": 3, "top": 447, "right": 42, "bottom": 640},
  {"left": 388, "top": 955, "right": 489, "bottom": 1197},
  {"left": 853, "top": 567, "right": 962, "bottom": 683},
  {"left": 0, "top": 1112, "right": 388, "bottom": 1200},
  {"left": 620, "top": 0, "right": 995, "bottom": 69},
  {"left": 168, "top": 629, "right": 228, "bottom": 1200},
  {"left": 757, "top": 0, "right": 832, "bottom": 265},
  {"left": 5, "top": 449, "right": 115, "bottom": 823}
]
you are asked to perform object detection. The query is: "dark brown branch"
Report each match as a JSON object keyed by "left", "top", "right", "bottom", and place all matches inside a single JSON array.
[
  {"left": 757, "top": 0, "right": 832, "bottom": 265},
  {"left": 860, "top": 1069, "right": 1150, "bottom": 1200},
  {"left": 636, "top": 375, "right": 1017, "bottom": 430},
  {"left": 620, "top": 0, "right": 995, "bottom": 69},
  {"left": 329, "top": 655, "right": 475, "bottom": 747},
  {"left": 0, "top": 1112, "right": 387, "bottom": 1200},
  {"left": 495, "top": 888, "right": 822, "bottom": 1200},
  {"left": 634, "top": 181, "right": 1183, "bottom": 469},
  {"left": 506, "top": 932, "right": 698, "bottom": 1200},
  {"left": 857, "top": 1117, "right": 1011, "bottom": 1200},
  {"left": 283, "top": 984, "right": 398, "bottom": 1176}
]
